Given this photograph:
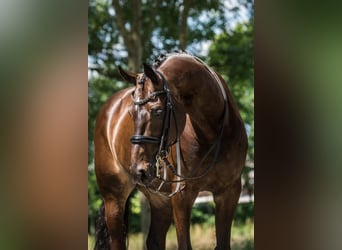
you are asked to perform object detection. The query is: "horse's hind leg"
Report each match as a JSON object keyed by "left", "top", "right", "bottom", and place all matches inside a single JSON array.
[
  {"left": 213, "top": 179, "right": 241, "bottom": 250},
  {"left": 146, "top": 200, "right": 172, "bottom": 250}
]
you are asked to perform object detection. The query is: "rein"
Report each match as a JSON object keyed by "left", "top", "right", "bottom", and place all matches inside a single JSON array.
[{"left": 130, "top": 57, "right": 228, "bottom": 197}]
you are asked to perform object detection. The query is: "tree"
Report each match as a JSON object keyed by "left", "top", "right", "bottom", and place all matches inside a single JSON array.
[{"left": 88, "top": 0, "right": 230, "bottom": 74}]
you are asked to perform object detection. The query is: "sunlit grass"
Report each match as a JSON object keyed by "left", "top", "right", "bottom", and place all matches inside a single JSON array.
[
  {"left": 88, "top": 235, "right": 94, "bottom": 250},
  {"left": 88, "top": 220, "right": 254, "bottom": 250}
]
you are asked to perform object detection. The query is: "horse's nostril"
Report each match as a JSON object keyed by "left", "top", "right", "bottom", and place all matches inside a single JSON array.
[
  {"left": 134, "top": 163, "right": 153, "bottom": 184},
  {"left": 137, "top": 169, "right": 145, "bottom": 176},
  {"left": 136, "top": 167, "right": 146, "bottom": 179}
]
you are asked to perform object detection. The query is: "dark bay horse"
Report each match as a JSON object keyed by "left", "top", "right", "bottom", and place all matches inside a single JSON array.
[{"left": 94, "top": 52, "right": 247, "bottom": 250}]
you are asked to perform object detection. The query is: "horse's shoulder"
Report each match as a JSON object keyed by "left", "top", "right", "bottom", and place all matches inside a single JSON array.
[{"left": 97, "top": 87, "right": 133, "bottom": 117}]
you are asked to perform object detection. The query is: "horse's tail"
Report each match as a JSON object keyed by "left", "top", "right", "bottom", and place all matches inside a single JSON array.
[
  {"left": 94, "top": 198, "right": 131, "bottom": 250},
  {"left": 94, "top": 201, "right": 110, "bottom": 250}
]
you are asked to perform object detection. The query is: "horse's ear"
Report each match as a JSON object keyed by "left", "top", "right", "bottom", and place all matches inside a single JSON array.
[
  {"left": 118, "top": 66, "right": 136, "bottom": 84},
  {"left": 143, "top": 63, "right": 159, "bottom": 84}
]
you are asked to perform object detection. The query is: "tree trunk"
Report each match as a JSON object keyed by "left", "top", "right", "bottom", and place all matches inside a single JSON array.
[
  {"left": 179, "top": 0, "right": 192, "bottom": 50},
  {"left": 112, "top": 0, "right": 142, "bottom": 72},
  {"left": 127, "top": 0, "right": 142, "bottom": 72},
  {"left": 127, "top": 45, "right": 142, "bottom": 72}
]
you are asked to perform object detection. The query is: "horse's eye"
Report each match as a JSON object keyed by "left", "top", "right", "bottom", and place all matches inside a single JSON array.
[{"left": 151, "top": 108, "right": 163, "bottom": 119}]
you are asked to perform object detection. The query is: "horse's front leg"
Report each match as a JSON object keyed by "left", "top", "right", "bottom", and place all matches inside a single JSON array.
[
  {"left": 171, "top": 190, "right": 197, "bottom": 250},
  {"left": 146, "top": 197, "right": 173, "bottom": 250},
  {"left": 213, "top": 179, "right": 242, "bottom": 250},
  {"left": 103, "top": 197, "right": 130, "bottom": 250}
]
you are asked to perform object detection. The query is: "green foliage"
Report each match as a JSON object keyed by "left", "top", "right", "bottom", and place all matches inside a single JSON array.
[
  {"left": 128, "top": 190, "right": 142, "bottom": 233},
  {"left": 234, "top": 203, "right": 254, "bottom": 225},
  {"left": 190, "top": 202, "right": 254, "bottom": 228},
  {"left": 191, "top": 202, "right": 216, "bottom": 226},
  {"left": 88, "top": 0, "right": 253, "bottom": 72}
]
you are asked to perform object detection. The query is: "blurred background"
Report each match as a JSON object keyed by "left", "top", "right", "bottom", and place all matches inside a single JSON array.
[{"left": 88, "top": 0, "right": 254, "bottom": 249}]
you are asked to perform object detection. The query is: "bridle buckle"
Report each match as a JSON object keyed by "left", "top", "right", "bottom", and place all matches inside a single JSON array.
[{"left": 155, "top": 150, "right": 168, "bottom": 178}]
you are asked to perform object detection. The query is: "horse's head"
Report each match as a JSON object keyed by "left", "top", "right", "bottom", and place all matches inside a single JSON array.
[{"left": 119, "top": 63, "right": 185, "bottom": 186}]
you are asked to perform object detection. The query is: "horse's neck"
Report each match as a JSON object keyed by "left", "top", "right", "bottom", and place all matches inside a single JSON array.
[
  {"left": 161, "top": 55, "right": 227, "bottom": 142},
  {"left": 187, "top": 100, "right": 226, "bottom": 143},
  {"left": 181, "top": 77, "right": 226, "bottom": 142}
]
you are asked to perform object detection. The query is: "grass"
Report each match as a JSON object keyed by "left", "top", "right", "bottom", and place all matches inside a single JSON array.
[{"left": 88, "top": 220, "right": 254, "bottom": 250}]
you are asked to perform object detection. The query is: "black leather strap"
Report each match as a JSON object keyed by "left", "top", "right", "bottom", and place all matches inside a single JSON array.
[{"left": 130, "top": 135, "right": 161, "bottom": 144}]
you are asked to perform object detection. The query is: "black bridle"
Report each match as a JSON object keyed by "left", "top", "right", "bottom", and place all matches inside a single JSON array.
[
  {"left": 130, "top": 71, "right": 177, "bottom": 159},
  {"left": 130, "top": 70, "right": 184, "bottom": 197},
  {"left": 129, "top": 60, "right": 228, "bottom": 197}
]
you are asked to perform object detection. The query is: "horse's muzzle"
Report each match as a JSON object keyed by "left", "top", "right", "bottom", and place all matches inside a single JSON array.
[{"left": 131, "top": 161, "right": 156, "bottom": 186}]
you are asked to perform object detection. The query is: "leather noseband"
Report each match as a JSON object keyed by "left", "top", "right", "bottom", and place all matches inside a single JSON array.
[{"left": 130, "top": 135, "right": 161, "bottom": 144}]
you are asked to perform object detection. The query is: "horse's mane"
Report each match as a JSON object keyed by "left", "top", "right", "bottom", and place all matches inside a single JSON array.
[{"left": 152, "top": 50, "right": 190, "bottom": 68}]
